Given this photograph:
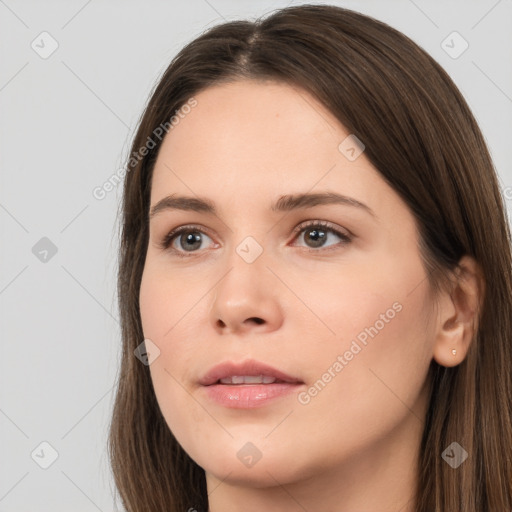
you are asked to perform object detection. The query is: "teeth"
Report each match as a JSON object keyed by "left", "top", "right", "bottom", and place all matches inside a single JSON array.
[{"left": 219, "top": 375, "right": 277, "bottom": 385}]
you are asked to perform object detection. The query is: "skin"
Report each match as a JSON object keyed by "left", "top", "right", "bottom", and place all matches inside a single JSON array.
[{"left": 139, "top": 79, "right": 482, "bottom": 512}]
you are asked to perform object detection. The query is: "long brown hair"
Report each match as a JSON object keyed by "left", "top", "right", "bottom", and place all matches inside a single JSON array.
[{"left": 107, "top": 4, "right": 512, "bottom": 511}]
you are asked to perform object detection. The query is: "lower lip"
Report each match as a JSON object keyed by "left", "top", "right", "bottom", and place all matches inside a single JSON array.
[{"left": 201, "top": 383, "right": 303, "bottom": 408}]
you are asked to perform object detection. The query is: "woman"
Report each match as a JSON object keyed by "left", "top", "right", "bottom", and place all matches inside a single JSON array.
[{"left": 108, "top": 4, "right": 512, "bottom": 511}]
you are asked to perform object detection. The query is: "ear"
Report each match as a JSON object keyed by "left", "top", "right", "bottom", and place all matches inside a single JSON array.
[{"left": 432, "top": 255, "right": 485, "bottom": 367}]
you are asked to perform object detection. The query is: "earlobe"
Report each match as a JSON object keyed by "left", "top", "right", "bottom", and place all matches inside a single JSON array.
[
  {"left": 432, "top": 255, "right": 484, "bottom": 368},
  {"left": 433, "top": 320, "right": 465, "bottom": 367}
]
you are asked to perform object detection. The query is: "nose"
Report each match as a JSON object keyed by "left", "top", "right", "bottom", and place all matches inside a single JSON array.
[{"left": 209, "top": 249, "right": 284, "bottom": 336}]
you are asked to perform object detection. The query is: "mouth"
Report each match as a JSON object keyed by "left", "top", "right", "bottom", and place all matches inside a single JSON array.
[
  {"left": 217, "top": 375, "right": 287, "bottom": 385},
  {"left": 199, "top": 359, "right": 304, "bottom": 409},
  {"left": 199, "top": 359, "right": 303, "bottom": 386}
]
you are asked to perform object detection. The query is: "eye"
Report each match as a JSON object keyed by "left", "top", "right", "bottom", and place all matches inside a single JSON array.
[
  {"left": 158, "top": 220, "right": 352, "bottom": 257},
  {"left": 291, "top": 220, "right": 352, "bottom": 251},
  {"left": 158, "top": 225, "right": 216, "bottom": 256}
]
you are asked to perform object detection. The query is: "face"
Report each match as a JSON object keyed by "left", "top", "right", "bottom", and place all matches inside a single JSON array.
[{"left": 139, "top": 79, "right": 436, "bottom": 488}]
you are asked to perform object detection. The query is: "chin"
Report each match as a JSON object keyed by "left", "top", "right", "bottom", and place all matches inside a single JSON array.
[{"left": 194, "top": 439, "right": 317, "bottom": 488}]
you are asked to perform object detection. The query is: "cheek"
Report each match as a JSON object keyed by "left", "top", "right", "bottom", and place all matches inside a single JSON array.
[
  {"left": 296, "top": 254, "right": 434, "bottom": 438},
  {"left": 139, "top": 262, "right": 213, "bottom": 445},
  {"left": 139, "top": 259, "right": 206, "bottom": 341},
  {"left": 139, "top": 263, "right": 167, "bottom": 340},
  {"left": 139, "top": 263, "right": 198, "bottom": 378}
]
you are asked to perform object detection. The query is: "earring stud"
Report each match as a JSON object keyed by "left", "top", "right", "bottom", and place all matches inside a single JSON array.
[{"left": 451, "top": 349, "right": 457, "bottom": 356}]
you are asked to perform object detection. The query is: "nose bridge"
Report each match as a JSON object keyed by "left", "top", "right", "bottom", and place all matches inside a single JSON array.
[
  {"left": 220, "top": 231, "right": 269, "bottom": 296},
  {"left": 218, "top": 206, "right": 270, "bottom": 270},
  {"left": 234, "top": 232, "right": 266, "bottom": 266}
]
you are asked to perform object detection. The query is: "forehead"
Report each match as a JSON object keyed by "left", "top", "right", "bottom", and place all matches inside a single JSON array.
[
  {"left": 152, "top": 80, "right": 355, "bottom": 188},
  {"left": 148, "top": 79, "right": 408, "bottom": 228}
]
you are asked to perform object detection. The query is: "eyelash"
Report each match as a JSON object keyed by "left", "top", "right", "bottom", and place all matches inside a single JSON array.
[{"left": 158, "top": 220, "right": 353, "bottom": 258}]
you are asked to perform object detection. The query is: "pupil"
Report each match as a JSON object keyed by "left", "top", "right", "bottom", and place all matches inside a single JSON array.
[
  {"left": 182, "top": 232, "right": 201, "bottom": 251},
  {"left": 307, "top": 228, "right": 326, "bottom": 247}
]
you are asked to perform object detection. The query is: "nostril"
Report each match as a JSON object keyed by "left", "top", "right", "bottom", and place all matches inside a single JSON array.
[{"left": 249, "top": 317, "right": 264, "bottom": 325}]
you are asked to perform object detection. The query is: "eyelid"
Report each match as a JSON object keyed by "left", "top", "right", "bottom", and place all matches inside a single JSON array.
[
  {"left": 157, "top": 223, "right": 216, "bottom": 253},
  {"left": 291, "top": 219, "right": 352, "bottom": 239},
  {"left": 158, "top": 219, "right": 353, "bottom": 256}
]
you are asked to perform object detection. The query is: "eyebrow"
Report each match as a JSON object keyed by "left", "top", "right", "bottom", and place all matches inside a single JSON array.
[{"left": 149, "top": 191, "right": 376, "bottom": 219}]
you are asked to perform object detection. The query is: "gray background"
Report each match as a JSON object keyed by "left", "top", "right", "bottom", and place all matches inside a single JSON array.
[{"left": 1, "top": 0, "right": 511, "bottom": 510}]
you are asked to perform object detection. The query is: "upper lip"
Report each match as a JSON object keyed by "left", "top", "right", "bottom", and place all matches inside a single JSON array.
[{"left": 199, "top": 359, "right": 303, "bottom": 386}]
